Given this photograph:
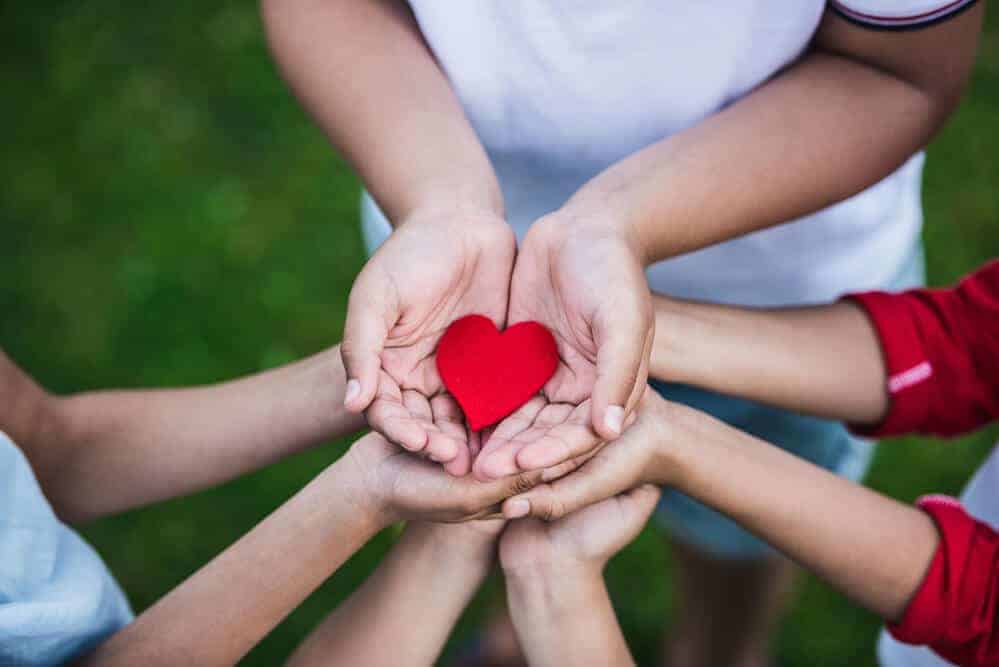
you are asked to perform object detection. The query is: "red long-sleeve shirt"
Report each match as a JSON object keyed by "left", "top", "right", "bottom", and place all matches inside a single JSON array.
[{"left": 845, "top": 260, "right": 999, "bottom": 666}]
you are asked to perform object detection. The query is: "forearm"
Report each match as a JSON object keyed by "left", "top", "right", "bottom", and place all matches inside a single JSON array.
[
  {"left": 556, "top": 11, "right": 978, "bottom": 262},
  {"left": 44, "top": 346, "right": 364, "bottom": 522},
  {"left": 261, "top": 0, "right": 502, "bottom": 221},
  {"left": 78, "top": 460, "right": 386, "bottom": 667},
  {"left": 0, "top": 348, "right": 51, "bottom": 451},
  {"left": 661, "top": 406, "right": 939, "bottom": 621},
  {"left": 651, "top": 295, "right": 888, "bottom": 424},
  {"left": 505, "top": 564, "right": 634, "bottom": 667},
  {"left": 288, "top": 522, "right": 497, "bottom": 667}
]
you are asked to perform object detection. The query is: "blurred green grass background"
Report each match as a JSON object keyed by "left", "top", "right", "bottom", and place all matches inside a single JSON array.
[{"left": 2, "top": 2, "right": 997, "bottom": 665}]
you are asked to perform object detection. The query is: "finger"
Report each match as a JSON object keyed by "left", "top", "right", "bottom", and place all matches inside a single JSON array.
[
  {"left": 472, "top": 397, "right": 547, "bottom": 481},
  {"left": 431, "top": 394, "right": 471, "bottom": 475},
  {"left": 483, "top": 396, "right": 547, "bottom": 445},
  {"left": 482, "top": 402, "right": 575, "bottom": 476},
  {"left": 514, "top": 402, "right": 601, "bottom": 471},
  {"left": 341, "top": 274, "right": 393, "bottom": 412},
  {"left": 468, "top": 429, "right": 484, "bottom": 460},
  {"left": 501, "top": 452, "right": 634, "bottom": 521},
  {"left": 443, "top": 445, "right": 471, "bottom": 476},
  {"left": 623, "top": 483, "right": 662, "bottom": 513},
  {"left": 624, "top": 329, "right": 654, "bottom": 416},
  {"left": 367, "top": 373, "right": 429, "bottom": 451},
  {"left": 614, "top": 484, "right": 662, "bottom": 536},
  {"left": 405, "top": 391, "right": 460, "bottom": 464},
  {"left": 540, "top": 444, "right": 604, "bottom": 483},
  {"left": 591, "top": 295, "right": 653, "bottom": 440}
]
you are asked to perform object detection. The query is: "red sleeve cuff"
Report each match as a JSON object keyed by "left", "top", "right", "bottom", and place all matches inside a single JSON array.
[
  {"left": 887, "top": 495, "right": 965, "bottom": 644},
  {"left": 887, "top": 495, "right": 999, "bottom": 666},
  {"left": 842, "top": 292, "right": 933, "bottom": 437}
]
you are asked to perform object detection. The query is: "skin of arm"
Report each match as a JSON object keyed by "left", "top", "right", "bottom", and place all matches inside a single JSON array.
[
  {"left": 262, "top": 0, "right": 519, "bottom": 462},
  {"left": 76, "top": 431, "right": 563, "bottom": 667},
  {"left": 503, "top": 393, "right": 940, "bottom": 622},
  {"left": 483, "top": 8, "right": 983, "bottom": 478},
  {"left": 550, "top": 6, "right": 983, "bottom": 263},
  {"left": 651, "top": 295, "right": 889, "bottom": 425},
  {"left": 286, "top": 520, "right": 503, "bottom": 667},
  {"left": 504, "top": 565, "right": 631, "bottom": 667},
  {"left": 3, "top": 345, "right": 365, "bottom": 524},
  {"left": 500, "top": 485, "right": 660, "bottom": 667},
  {"left": 260, "top": 0, "right": 501, "bottom": 222}
]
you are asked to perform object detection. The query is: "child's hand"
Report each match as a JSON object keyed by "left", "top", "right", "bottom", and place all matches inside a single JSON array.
[
  {"left": 499, "top": 389, "right": 686, "bottom": 522},
  {"left": 499, "top": 483, "right": 660, "bottom": 576},
  {"left": 341, "top": 207, "right": 516, "bottom": 476},
  {"left": 344, "top": 431, "right": 582, "bottom": 525},
  {"left": 474, "top": 215, "right": 653, "bottom": 480}
]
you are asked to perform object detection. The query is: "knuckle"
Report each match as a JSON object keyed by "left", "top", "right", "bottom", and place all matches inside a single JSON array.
[
  {"left": 511, "top": 473, "right": 537, "bottom": 495},
  {"left": 541, "top": 495, "right": 566, "bottom": 522},
  {"left": 339, "top": 338, "right": 361, "bottom": 364}
]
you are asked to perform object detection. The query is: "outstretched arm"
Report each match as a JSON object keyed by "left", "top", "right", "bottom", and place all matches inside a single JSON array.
[
  {"left": 77, "top": 429, "right": 561, "bottom": 667},
  {"left": 504, "top": 395, "right": 938, "bottom": 623},
  {"left": 75, "top": 449, "right": 381, "bottom": 667},
  {"left": 554, "top": 5, "right": 981, "bottom": 263},
  {"left": 500, "top": 486, "right": 660, "bottom": 667},
  {"left": 652, "top": 260, "right": 999, "bottom": 433},
  {"left": 4, "top": 345, "right": 364, "bottom": 523},
  {"left": 262, "top": 0, "right": 514, "bottom": 469},
  {"left": 287, "top": 521, "right": 501, "bottom": 667},
  {"left": 260, "top": 0, "right": 501, "bottom": 223}
]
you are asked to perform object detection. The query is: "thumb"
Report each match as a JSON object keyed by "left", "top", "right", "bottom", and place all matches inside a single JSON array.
[
  {"left": 341, "top": 277, "right": 392, "bottom": 412},
  {"left": 624, "top": 483, "right": 662, "bottom": 519},
  {"left": 591, "top": 300, "right": 653, "bottom": 440}
]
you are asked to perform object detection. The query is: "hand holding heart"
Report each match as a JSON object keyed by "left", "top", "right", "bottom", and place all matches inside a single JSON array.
[
  {"left": 341, "top": 208, "right": 516, "bottom": 476},
  {"left": 342, "top": 209, "right": 653, "bottom": 479}
]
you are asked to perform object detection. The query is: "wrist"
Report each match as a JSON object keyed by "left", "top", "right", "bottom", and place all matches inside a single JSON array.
[
  {"left": 408, "top": 521, "right": 501, "bottom": 574},
  {"left": 402, "top": 196, "right": 506, "bottom": 229},
  {"left": 550, "top": 200, "right": 650, "bottom": 266},
  {"left": 323, "top": 450, "right": 397, "bottom": 535},
  {"left": 650, "top": 399, "right": 725, "bottom": 491},
  {"left": 505, "top": 561, "right": 607, "bottom": 617}
]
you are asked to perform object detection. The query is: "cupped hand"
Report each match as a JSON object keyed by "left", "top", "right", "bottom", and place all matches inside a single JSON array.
[
  {"left": 341, "top": 208, "right": 516, "bottom": 475},
  {"left": 474, "top": 215, "right": 653, "bottom": 480},
  {"left": 499, "top": 484, "right": 661, "bottom": 574},
  {"left": 499, "top": 389, "right": 681, "bottom": 523},
  {"left": 344, "top": 431, "right": 586, "bottom": 525}
]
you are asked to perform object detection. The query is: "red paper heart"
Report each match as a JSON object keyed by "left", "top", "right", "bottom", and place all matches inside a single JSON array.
[{"left": 437, "top": 315, "right": 558, "bottom": 431}]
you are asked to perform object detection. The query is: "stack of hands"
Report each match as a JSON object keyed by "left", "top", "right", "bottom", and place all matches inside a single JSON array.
[
  {"left": 341, "top": 205, "right": 657, "bottom": 513},
  {"left": 315, "top": 208, "right": 666, "bottom": 665}
]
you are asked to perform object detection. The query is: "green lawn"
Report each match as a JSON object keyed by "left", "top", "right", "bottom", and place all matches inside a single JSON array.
[{"left": 2, "top": 3, "right": 998, "bottom": 665}]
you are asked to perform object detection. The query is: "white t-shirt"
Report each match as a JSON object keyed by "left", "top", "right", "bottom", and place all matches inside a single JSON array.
[
  {"left": 878, "top": 440, "right": 999, "bottom": 667},
  {"left": 362, "top": 0, "right": 975, "bottom": 306}
]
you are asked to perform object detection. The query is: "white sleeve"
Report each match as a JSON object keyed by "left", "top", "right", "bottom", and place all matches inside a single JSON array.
[{"left": 829, "top": 0, "right": 977, "bottom": 29}]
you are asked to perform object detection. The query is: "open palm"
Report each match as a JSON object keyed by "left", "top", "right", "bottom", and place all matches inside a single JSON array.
[
  {"left": 474, "top": 217, "right": 653, "bottom": 480},
  {"left": 343, "top": 210, "right": 515, "bottom": 476}
]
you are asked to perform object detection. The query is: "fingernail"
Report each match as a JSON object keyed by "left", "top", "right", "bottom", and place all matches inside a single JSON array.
[
  {"left": 505, "top": 498, "right": 530, "bottom": 519},
  {"left": 604, "top": 405, "right": 625, "bottom": 436},
  {"left": 344, "top": 379, "right": 361, "bottom": 406}
]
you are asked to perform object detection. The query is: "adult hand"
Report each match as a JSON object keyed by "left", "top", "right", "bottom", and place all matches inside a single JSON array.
[
  {"left": 341, "top": 207, "right": 516, "bottom": 475},
  {"left": 474, "top": 215, "right": 653, "bottom": 480}
]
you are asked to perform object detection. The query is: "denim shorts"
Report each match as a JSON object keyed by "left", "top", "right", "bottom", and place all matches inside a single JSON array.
[{"left": 652, "top": 245, "right": 926, "bottom": 559}]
